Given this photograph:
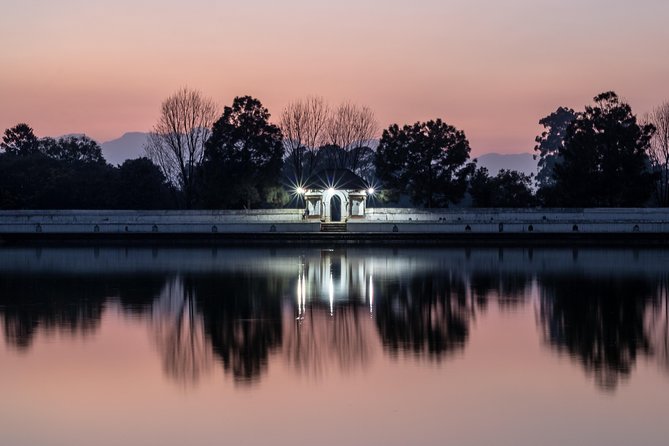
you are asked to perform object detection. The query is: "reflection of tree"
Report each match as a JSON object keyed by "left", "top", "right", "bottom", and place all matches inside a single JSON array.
[
  {"left": 538, "top": 275, "right": 655, "bottom": 391},
  {"left": 0, "top": 275, "right": 106, "bottom": 350},
  {"left": 114, "top": 275, "right": 166, "bottom": 315},
  {"left": 283, "top": 303, "right": 372, "bottom": 378},
  {"left": 151, "top": 277, "right": 213, "bottom": 386},
  {"left": 469, "top": 272, "right": 531, "bottom": 310},
  {"left": 375, "top": 275, "right": 473, "bottom": 360},
  {"left": 192, "top": 273, "right": 285, "bottom": 384},
  {"left": 646, "top": 277, "right": 669, "bottom": 374}
]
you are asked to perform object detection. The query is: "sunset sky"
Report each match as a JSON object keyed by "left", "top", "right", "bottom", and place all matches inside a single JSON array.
[{"left": 1, "top": 0, "right": 668, "bottom": 155}]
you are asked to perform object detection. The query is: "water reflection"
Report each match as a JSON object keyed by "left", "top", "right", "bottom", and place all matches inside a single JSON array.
[
  {"left": 375, "top": 274, "right": 472, "bottom": 360},
  {"left": 1, "top": 247, "right": 669, "bottom": 392},
  {"left": 537, "top": 275, "right": 656, "bottom": 391},
  {"left": 0, "top": 275, "right": 107, "bottom": 350}
]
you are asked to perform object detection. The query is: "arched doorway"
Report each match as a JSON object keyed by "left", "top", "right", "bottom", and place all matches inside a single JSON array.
[{"left": 330, "top": 195, "right": 342, "bottom": 222}]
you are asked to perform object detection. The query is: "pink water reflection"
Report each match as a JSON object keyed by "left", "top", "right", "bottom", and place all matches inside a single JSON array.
[{"left": 0, "top": 247, "right": 668, "bottom": 445}]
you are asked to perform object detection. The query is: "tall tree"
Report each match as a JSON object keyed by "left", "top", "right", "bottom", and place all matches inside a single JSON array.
[
  {"left": 280, "top": 96, "right": 329, "bottom": 182},
  {"left": 0, "top": 123, "right": 40, "bottom": 156},
  {"left": 646, "top": 101, "right": 669, "bottom": 206},
  {"left": 551, "top": 92, "right": 655, "bottom": 207},
  {"left": 375, "top": 119, "right": 475, "bottom": 208},
  {"left": 145, "top": 87, "right": 218, "bottom": 208},
  {"left": 200, "top": 96, "right": 284, "bottom": 209},
  {"left": 534, "top": 107, "right": 576, "bottom": 190}
]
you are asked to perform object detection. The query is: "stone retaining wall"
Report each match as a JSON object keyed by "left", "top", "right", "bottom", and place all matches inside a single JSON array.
[{"left": 1, "top": 209, "right": 669, "bottom": 236}]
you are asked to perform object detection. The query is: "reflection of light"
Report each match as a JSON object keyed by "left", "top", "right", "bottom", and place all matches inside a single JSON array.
[
  {"left": 301, "top": 273, "right": 306, "bottom": 314},
  {"left": 369, "top": 274, "right": 374, "bottom": 315},
  {"left": 329, "top": 272, "right": 334, "bottom": 316},
  {"left": 296, "top": 272, "right": 305, "bottom": 318}
]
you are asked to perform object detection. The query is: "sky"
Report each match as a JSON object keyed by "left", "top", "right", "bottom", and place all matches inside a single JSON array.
[{"left": 1, "top": 0, "right": 668, "bottom": 155}]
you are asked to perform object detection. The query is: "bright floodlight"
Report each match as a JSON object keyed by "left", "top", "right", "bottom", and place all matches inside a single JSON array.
[
  {"left": 327, "top": 187, "right": 335, "bottom": 194},
  {"left": 367, "top": 187, "right": 375, "bottom": 195},
  {"left": 296, "top": 187, "right": 305, "bottom": 195}
]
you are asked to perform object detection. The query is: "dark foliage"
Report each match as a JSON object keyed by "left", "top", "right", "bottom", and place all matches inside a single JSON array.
[
  {"left": 42, "top": 135, "right": 105, "bottom": 164},
  {"left": 0, "top": 123, "right": 41, "bottom": 156},
  {"left": 469, "top": 167, "right": 536, "bottom": 207},
  {"left": 545, "top": 92, "right": 655, "bottom": 207},
  {"left": 114, "top": 158, "right": 174, "bottom": 209},
  {"left": 534, "top": 107, "right": 576, "bottom": 190},
  {"left": 375, "top": 119, "right": 475, "bottom": 207},
  {"left": 0, "top": 124, "right": 174, "bottom": 209},
  {"left": 200, "top": 96, "right": 284, "bottom": 209}
]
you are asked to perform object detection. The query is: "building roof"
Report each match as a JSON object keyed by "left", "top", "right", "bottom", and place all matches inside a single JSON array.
[{"left": 304, "top": 169, "right": 368, "bottom": 191}]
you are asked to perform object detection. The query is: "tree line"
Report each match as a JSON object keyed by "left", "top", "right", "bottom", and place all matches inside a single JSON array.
[{"left": 1, "top": 88, "right": 668, "bottom": 209}]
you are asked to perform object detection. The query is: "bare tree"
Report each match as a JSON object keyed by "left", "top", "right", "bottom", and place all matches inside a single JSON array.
[
  {"left": 646, "top": 102, "right": 669, "bottom": 205},
  {"left": 145, "top": 88, "right": 218, "bottom": 208},
  {"left": 324, "top": 102, "right": 378, "bottom": 175},
  {"left": 279, "top": 96, "right": 330, "bottom": 182}
]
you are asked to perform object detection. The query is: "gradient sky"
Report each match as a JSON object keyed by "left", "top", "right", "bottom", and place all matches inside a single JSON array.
[{"left": 1, "top": 0, "right": 668, "bottom": 155}]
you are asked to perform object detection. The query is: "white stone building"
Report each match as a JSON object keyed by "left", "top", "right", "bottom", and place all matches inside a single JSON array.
[{"left": 299, "top": 169, "right": 373, "bottom": 222}]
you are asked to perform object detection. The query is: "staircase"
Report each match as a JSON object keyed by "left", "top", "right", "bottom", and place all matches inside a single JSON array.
[{"left": 320, "top": 222, "right": 347, "bottom": 232}]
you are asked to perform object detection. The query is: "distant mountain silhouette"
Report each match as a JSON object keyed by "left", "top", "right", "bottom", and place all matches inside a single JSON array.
[
  {"left": 94, "top": 131, "right": 537, "bottom": 176},
  {"left": 475, "top": 152, "right": 537, "bottom": 177},
  {"left": 101, "top": 132, "right": 149, "bottom": 166}
]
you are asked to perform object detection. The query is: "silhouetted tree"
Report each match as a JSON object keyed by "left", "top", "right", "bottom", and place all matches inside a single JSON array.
[
  {"left": 200, "top": 96, "right": 284, "bottom": 209},
  {"left": 646, "top": 101, "right": 669, "bottom": 205},
  {"left": 114, "top": 158, "right": 174, "bottom": 209},
  {"left": 469, "top": 167, "right": 535, "bottom": 207},
  {"left": 0, "top": 123, "right": 40, "bottom": 156},
  {"left": 375, "top": 119, "right": 475, "bottom": 207},
  {"left": 0, "top": 151, "right": 116, "bottom": 209},
  {"left": 280, "top": 96, "right": 330, "bottom": 182},
  {"left": 42, "top": 135, "right": 105, "bottom": 164},
  {"left": 145, "top": 87, "right": 218, "bottom": 208},
  {"left": 534, "top": 107, "right": 576, "bottom": 191},
  {"left": 549, "top": 92, "right": 655, "bottom": 207}
]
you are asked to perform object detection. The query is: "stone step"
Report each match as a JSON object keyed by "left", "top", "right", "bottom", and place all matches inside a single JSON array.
[{"left": 320, "top": 223, "right": 348, "bottom": 232}]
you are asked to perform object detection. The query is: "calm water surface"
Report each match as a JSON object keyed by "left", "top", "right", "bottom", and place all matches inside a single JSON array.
[{"left": 1, "top": 246, "right": 668, "bottom": 446}]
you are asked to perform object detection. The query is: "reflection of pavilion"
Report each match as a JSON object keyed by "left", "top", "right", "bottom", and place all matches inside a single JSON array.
[{"left": 296, "top": 250, "right": 374, "bottom": 317}]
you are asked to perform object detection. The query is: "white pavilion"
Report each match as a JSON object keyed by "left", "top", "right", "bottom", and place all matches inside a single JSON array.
[{"left": 298, "top": 169, "right": 373, "bottom": 222}]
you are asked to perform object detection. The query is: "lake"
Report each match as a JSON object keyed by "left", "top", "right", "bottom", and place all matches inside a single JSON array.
[{"left": 0, "top": 246, "right": 668, "bottom": 445}]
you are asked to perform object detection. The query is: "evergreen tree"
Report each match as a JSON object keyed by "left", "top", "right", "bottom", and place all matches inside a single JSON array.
[
  {"left": 200, "top": 96, "right": 284, "bottom": 209},
  {"left": 375, "top": 119, "right": 475, "bottom": 207},
  {"left": 551, "top": 92, "right": 655, "bottom": 207}
]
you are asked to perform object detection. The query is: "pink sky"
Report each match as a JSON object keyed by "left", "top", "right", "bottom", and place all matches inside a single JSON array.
[{"left": 1, "top": 0, "right": 668, "bottom": 155}]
